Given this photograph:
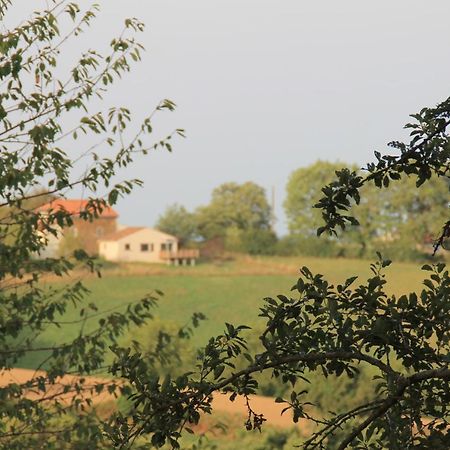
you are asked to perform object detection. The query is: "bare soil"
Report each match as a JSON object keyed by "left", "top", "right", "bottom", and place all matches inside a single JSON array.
[{"left": 1, "top": 368, "right": 308, "bottom": 430}]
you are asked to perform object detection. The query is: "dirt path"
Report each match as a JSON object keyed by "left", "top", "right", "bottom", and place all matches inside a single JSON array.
[
  {"left": 1, "top": 368, "right": 309, "bottom": 430},
  {"left": 0, "top": 367, "right": 118, "bottom": 405},
  {"left": 211, "top": 392, "right": 310, "bottom": 430}
]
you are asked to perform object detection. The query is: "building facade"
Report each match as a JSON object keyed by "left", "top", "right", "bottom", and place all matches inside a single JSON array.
[
  {"left": 36, "top": 199, "right": 118, "bottom": 256},
  {"left": 36, "top": 199, "right": 199, "bottom": 264},
  {"left": 98, "top": 227, "right": 181, "bottom": 263}
]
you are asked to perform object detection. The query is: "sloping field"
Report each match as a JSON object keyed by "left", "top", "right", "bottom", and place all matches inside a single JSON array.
[
  {"left": 5, "top": 255, "right": 432, "bottom": 446},
  {"left": 19, "top": 255, "right": 427, "bottom": 369}
]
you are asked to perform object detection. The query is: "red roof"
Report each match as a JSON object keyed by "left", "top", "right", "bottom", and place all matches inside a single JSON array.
[{"left": 36, "top": 199, "right": 118, "bottom": 219}]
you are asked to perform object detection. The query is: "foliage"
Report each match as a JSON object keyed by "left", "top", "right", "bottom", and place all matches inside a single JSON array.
[
  {"left": 156, "top": 203, "right": 198, "bottom": 245},
  {"left": 239, "top": 228, "right": 278, "bottom": 255},
  {"left": 196, "top": 181, "right": 273, "bottom": 241},
  {"left": 122, "top": 317, "right": 201, "bottom": 379},
  {"left": 284, "top": 160, "right": 384, "bottom": 259},
  {"left": 109, "top": 98, "right": 450, "bottom": 449},
  {"left": 285, "top": 159, "right": 450, "bottom": 261},
  {"left": 4, "top": 0, "right": 450, "bottom": 448},
  {"left": 155, "top": 182, "right": 275, "bottom": 255},
  {"left": 0, "top": 1, "right": 184, "bottom": 448},
  {"left": 224, "top": 226, "right": 277, "bottom": 255},
  {"left": 113, "top": 257, "right": 450, "bottom": 449},
  {"left": 275, "top": 235, "right": 342, "bottom": 258},
  {"left": 315, "top": 96, "right": 450, "bottom": 249},
  {"left": 373, "top": 175, "right": 449, "bottom": 257},
  {"left": 284, "top": 161, "right": 356, "bottom": 237}
]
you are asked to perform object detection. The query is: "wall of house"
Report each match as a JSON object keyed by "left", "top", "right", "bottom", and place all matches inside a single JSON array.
[
  {"left": 99, "top": 241, "right": 120, "bottom": 261},
  {"left": 99, "top": 228, "right": 178, "bottom": 263},
  {"left": 37, "top": 230, "right": 61, "bottom": 258},
  {"left": 68, "top": 217, "right": 117, "bottom": 256}
]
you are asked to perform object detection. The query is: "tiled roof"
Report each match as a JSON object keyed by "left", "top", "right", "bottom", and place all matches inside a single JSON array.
[
  {"left": 99, "top": 227, "right": 144, "bottom": 241},
  {"left": 36, "top": 199, "right": 119, "bottom": 219}
]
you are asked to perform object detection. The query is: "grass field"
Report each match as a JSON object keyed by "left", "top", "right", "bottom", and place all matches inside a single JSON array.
[{"left": 19, "top": 254, "right": 428, "bottom": 369}]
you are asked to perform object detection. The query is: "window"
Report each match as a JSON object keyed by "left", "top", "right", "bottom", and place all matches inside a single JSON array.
[
  {"left": 150, "top": 243, "right": 154, "bottom": 252},
  {"left": 161, "top": 243, "right": 166, "bottom": 251},
  {"left": 96, "top": 226, "right": 104, "bottom": 237},
  {"left": 125, "top": 243, "right": 130, "bottom": 251},
  {"left": 140, "top": 243, "right": 149, "bottom": 252}
]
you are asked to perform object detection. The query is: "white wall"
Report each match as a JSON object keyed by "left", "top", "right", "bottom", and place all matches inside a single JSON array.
[
  {"left": 99, "top": 241, "right": 120, "bottom": 261},
  {"left": 36, "top": 230, "right": 61, "bottom": 258},
  {"left": 99, "top": 228, "right": 178, "bottom": 263}
]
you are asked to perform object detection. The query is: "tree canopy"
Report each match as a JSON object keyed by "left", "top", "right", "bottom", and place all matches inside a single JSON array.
[
  {"left": 284, "top": 161, "right": 355, "bottom": 237},
  {"left": 193, "top": 181, "right": 276, "bottom": 254},
  {"left": 284, "top": 159, "right": 450, "bottom": 261},
  {"left": 196, "top": 181, "right": 273, "bottom": 240},
  {"left": 316, "top": 97, "right": 450, "bottom": 248},
  {"left": 156, "top": 203, "right": 197, "bottom": 245},
  {"left": 0, "top": 2, "right": 186, "bottom": 448}
]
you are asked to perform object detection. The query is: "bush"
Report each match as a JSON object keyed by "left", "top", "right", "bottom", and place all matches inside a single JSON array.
[
  {"left": 224, "top": 227, "right": 278, "bottom": 255},
  {"left": 275, "top": 234, "right": 341, "bottom": 258},
  {"left": 240, "top": 229, "right": 278, "bottom": 255}
]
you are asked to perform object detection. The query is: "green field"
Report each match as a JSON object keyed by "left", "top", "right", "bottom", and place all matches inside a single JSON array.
[{"left": 20, "top": 255, "right": 427, "bottom": 370}]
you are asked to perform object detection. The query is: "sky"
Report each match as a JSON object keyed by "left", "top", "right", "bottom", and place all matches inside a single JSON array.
[{"left": 6, "top": 1, "right": 450, "bottom": 234}]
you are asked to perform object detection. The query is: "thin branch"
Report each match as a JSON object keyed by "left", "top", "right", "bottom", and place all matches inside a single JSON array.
[{"left": 337, "top": 368, "right": 450, "bottom": 449}]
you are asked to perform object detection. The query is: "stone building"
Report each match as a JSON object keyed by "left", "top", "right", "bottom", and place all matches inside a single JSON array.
[{"left": 36, "top": 199, "right": 118, "bottom": 257}]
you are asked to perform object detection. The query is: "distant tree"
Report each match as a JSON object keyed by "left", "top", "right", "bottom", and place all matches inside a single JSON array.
[
  {"left": 111, "top": 97, "right": 450, "bottom": 449},
  {"left": 156, "top": 203, "right": 197, "bottom": 245},
  {"left": 377, "top": 176, "right": 449, "bottom": 257},
  {"left": 196, "top": 181, "right": 273, "bottom": 241},
  {"left": 285, "top": 160, "right": 450, "bottom": 260},
  {"left": 284, "top": 161, "right": 367, "bottom": 257},
  {"left": 284, "top": 161, "right": 355, "bottom": 236}
]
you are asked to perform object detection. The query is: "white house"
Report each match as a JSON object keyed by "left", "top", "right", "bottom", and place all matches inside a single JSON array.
[{"left": 98, "top": 227, "right": 198, "bottom": 265}]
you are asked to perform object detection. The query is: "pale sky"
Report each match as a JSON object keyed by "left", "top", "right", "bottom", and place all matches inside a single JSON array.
[{"left": 6, "top": 1, "right": 450, "bottom": 234}]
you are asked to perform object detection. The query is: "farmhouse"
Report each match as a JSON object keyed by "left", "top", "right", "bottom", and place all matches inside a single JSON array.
[
  {"left": 36, "top": 199, "right": 118, "bottom": 257},
  {"left": 98, "top": 227, "right": 199, "bottom": 265}
]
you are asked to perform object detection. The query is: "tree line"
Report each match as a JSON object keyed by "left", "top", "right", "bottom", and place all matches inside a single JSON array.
[{"left": 157, "top": 161, "right": 450, "bottom": 261}]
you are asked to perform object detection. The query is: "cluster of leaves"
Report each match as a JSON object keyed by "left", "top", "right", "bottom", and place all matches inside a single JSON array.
[
  {"left": 284, "top": 161, "right": 359, "bottom": 238},
  {"left": 108, "top": 322, "right": 252, "bottom": 448},
  {"left": 0, "top": 1, "right": 184, "bottom": 448}
]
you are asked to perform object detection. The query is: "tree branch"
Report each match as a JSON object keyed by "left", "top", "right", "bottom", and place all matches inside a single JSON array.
[{"left": 337, "top": 367, "right": 450, "bottom": 449}]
